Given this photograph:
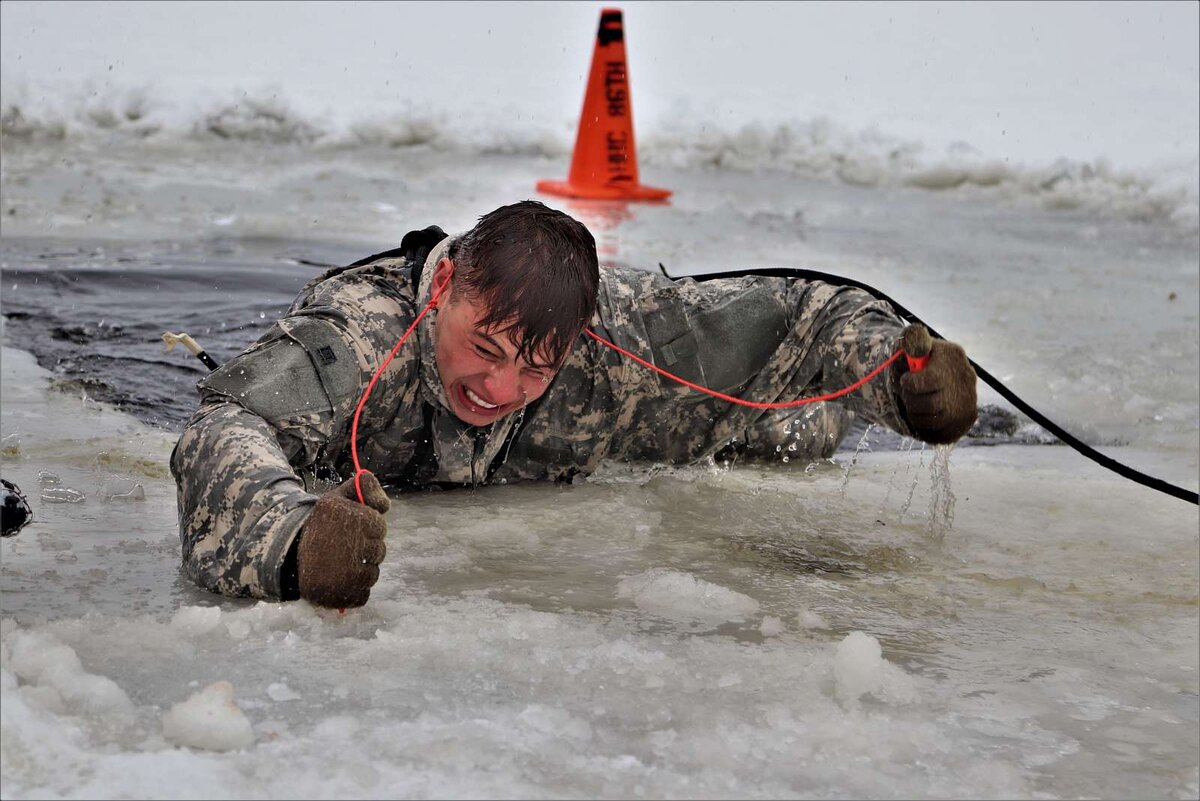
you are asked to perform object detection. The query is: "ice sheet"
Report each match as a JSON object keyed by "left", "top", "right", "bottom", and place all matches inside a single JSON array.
[{"left": 3, "top": 345, "right": 1197, "bottom": 799}]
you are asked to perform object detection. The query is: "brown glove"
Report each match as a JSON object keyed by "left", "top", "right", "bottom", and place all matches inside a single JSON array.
[
  {"left": 296, "top": 472, "right": 390, "bottom": 609},
  {"left": 898, "top": 324, "right": 978, "bottom": 445}
]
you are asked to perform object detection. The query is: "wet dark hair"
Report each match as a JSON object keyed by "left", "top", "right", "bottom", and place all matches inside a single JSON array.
[{"left": 448, "top": 200, "right": 599, "bottom": 366}]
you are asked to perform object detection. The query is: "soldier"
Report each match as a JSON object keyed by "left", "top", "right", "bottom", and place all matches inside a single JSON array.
[{"left": 171, "top": 200, "right": 977, "bottom": 608}]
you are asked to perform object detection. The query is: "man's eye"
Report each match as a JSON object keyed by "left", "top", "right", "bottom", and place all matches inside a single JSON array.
[{"left": 473, "top": 343, "right": 497, "bottom": 358}]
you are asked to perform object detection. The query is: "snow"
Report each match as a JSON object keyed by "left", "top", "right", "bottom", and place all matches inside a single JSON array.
[
  {"left": 758, "top": 615, "right": 785, "bottom": 637},
  {"left": 1, "top": 2, "right": 1197, "bottom": 797},
  {"left": 1, "top": 2, "right": 1197, "bottom": 231},
  {"left": 161, "top": 681, "right": 255, "bottom": 752},
  {"left": 833, "top": 630, "right": 918, "bottom": 707}
]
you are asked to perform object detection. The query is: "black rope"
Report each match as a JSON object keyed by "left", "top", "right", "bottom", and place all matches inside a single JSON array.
[{"left": 672, "top": 265, "right": 1199, "bottom": 506}]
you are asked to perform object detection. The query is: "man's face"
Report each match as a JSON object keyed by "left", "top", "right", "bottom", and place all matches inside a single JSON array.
[{"left": 431, "top": 258, "right": 563, "bottom": 426}]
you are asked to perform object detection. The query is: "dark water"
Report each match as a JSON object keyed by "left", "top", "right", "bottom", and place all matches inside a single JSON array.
[
  {"left": 1, "top": 235, "right": 1030, "bottom": 447},
  {"left": 1, "top": 236, "right": 371, "bottom": 429}
]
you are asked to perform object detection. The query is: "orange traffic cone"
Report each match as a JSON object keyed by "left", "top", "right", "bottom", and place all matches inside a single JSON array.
[{"left": 538, "top": 8, "right": 671, "bottom": 202}]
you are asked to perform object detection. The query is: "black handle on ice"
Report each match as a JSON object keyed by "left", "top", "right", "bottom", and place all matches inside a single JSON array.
[
  {"left": 194, "top": 350, "right": 219, "bottom": 370},
  {"left": 670, "top": 264, "right": 1199, "bottom": 506}
]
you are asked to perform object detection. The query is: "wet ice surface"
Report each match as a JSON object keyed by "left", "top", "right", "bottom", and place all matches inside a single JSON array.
[
  {"left": 2, "top": 2, "right": 1197, "bottom": 793},
  {"left": 2, "top": 344, "right": 1198, "bottom": 799},
  {"left": 1, "top": 133, "right": 1198, "bottom": 801}
]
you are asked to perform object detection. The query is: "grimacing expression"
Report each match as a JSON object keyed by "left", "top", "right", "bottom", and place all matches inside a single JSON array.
[{"left": 430, "top": 258, "right": 562, "bottom": 426}]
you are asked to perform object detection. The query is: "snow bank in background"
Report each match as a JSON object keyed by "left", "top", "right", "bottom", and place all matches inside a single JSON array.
[
  {"left": 645, "top": 120, "right": 1199, "bottom": 232},
  {"left": 0, "top": 79, "right": 569, "bottom": 154},
  {"left": 2, "top": 80, "right": 1196, "bottom": 233}
]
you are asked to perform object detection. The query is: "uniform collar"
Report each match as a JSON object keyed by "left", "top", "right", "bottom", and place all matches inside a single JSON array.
[{"left": 414, "top": 234, "right": 456, "bottom": 414}]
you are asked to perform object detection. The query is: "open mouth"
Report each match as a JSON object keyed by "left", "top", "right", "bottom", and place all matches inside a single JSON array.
[
  {"left": 463, "top": 386, "right": 498, "bottom": 411},
  {"left": 454, "top": 384, "right": 511, "bottom": 422}
]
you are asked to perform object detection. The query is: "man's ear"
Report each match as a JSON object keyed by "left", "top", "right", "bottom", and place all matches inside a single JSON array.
[{"left": 431, "top": 257, "right": 455, "bottom": 299}]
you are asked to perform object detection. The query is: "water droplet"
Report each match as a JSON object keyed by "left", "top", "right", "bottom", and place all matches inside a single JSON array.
[
  {"left": 41, "top": 486, "right": 86, "bottom": 504},
  {"left": 98, "top": 480, "right": 145, "bottom": 502},
  {"left": 898, "top": 442, "right": 927, "bottom": 524},
  {"left": 927, "top": 444, "right": 957, "bottom": 540},
  {"left": 839, "top": 424, "right": 875, "bottom": 496},
  {"left": 37, "top": 470, "right": 62, "bottom": 485}
]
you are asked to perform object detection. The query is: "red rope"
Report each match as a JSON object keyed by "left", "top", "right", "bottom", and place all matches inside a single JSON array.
[
  {"left": 350, "top": 272, "right": 451, "bottom": 504},
  {"left": 343, "top": 273, "right": 910, "bottom": 620},
  {"left": 350, "top": 281, "right": 905, "bottom": 502},
  {"left": 584, "top": 328, "right": 904, "bottom": 409}
]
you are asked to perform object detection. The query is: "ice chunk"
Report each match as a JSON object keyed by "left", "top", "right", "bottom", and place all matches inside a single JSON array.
[
  {"left": 797, "top": 608, "right": 828, "bottom": 630},
  {"left": 170, "top": 606, "right": 222, "bottom": 637},
  {"left": 517, "top": 704, "right": 593, "bottom": 742},
  {"left": 834, "top": 631, "right": 918, "bottom": 706},
  {"left": 835, "top": 631, "right": 884, "bottom": 703},
  {"left": 617, "top": 569, "right": 760, "bottom": 624},
  {"left": 8, "top": 630, "right": 134, "bottom": 716},
  {"left": 162, "top": 680, "right": 255, "bottom": 751},
  {"left": 226, "top": 618, "right": 251, "bottom": 640}
]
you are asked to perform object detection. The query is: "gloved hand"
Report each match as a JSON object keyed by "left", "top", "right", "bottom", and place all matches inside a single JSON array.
[
  {"left": 296, "top": 472, "right": 390, "bottom": 608},
  {"left": 898, "top": 324, "right": 978, "bottom": 445}
]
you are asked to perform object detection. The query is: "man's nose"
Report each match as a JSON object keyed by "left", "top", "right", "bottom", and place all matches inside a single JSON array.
[{"left": 481, "top": 364, "right": 524, "bottom": 405}]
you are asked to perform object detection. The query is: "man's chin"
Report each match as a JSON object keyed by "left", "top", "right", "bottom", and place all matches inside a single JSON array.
[{"left": 454, "top": 408, "right": 502, "bottom": 426}]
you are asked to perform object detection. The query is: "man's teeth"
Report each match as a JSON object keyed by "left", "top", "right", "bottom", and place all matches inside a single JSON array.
[{"left": 465, "top": 388, "right": 498, "bottom": 410}]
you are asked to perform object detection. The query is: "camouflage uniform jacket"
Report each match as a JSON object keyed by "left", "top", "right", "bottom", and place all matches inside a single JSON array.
[{"left": 171, "top": 232, "right": 915, "bottom": 600}]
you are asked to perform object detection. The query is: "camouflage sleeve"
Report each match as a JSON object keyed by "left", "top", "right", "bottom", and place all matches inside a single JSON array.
[
  {"left": 713, "top": 280, "right": 914, "bottom": 463},
  {"left": 170, "top": 398, "right": 317, "bottom": 600},
  {"left": 598, "top": 270, "right": 913, "bottom": 464},
  {"left": 776, "top": 279, "right": 912, "bottom": 432},
  {"left": 170, "top": 262, "right": 418, "bottom": 600}
]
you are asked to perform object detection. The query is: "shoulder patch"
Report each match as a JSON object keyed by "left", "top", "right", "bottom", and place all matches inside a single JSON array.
[
  {"left": 198, "top": 336, "right": 333, "bottom": 421},
  {"left": 279, "top": 317, "right": 361, "bottom": 407}
]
